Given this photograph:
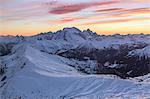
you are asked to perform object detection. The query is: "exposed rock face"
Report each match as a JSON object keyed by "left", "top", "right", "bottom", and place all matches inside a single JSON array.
[{"left": 0, "top": 43, "right": 15, "bottom": 56}]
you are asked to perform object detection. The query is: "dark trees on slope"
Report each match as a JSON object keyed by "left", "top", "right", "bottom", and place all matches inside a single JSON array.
[{"left": 58, "top": 43, "right": 150, "bottom": 78}]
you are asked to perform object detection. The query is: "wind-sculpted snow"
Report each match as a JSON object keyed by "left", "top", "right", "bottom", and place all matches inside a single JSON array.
[
  {"left": 0, "top": 27, "right": 150, "bottom": 98},
  {"left": 1, "top": 46, "right": 150, "bottom": 99}
]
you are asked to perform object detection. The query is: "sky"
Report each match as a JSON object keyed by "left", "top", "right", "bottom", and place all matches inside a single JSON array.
[{"left": 0, "top": 0, "right": 150, "bottom": 36}]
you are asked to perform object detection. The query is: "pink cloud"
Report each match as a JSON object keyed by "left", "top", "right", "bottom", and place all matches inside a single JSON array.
[
  {"left": 82, "top": 17, "right": 150, "bottom": 25},
  {"left": 47, "top": 16, "right": 86, "bottom": 24},
  {"left": 49, "top": 1, "right": 118, "bottom": 14},
  {"left": 95, "top": 7, "right": 150, "bottom": 17}
]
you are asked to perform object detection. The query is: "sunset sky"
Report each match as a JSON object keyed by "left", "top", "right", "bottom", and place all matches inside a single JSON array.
[{"left": 0, "top": 0, "right": 150, "bottom": 36}]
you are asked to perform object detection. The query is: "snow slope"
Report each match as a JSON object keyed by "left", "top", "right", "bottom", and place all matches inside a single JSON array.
[
  {"left": 1, "top": 44, "right": 150, "bottom": 99},
  {"left": 129, "top": 46, "right": 150, "bottom": 57},
  {"left": 0, "top": 27, "right": 150, "bottom": 99}
]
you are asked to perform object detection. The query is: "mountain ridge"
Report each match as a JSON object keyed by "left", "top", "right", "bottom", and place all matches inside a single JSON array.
[{"left": 0, "top": 27, "right": 150, "bottom": 98}]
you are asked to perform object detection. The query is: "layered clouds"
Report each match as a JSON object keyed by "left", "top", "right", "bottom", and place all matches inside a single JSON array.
[{"left": 0, "top": 0, "right": 150, "bottom": 35}]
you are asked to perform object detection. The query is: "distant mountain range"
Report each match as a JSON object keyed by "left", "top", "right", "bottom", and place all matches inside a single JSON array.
[{"left": 0, "top": 27, "right": 150, "bottom": 98}]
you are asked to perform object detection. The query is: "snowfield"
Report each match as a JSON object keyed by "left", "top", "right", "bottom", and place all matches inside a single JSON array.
[
  {"left": 0, "top": 27, "right": 150, "bottom": 99},
  {"left": 1, "top": 46, "right": 150, "bottom": 99}
]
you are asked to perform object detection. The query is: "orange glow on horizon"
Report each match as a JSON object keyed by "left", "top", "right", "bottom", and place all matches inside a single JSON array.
[{"left": 0, "top": 0, "right": 150, "bottom": 36}]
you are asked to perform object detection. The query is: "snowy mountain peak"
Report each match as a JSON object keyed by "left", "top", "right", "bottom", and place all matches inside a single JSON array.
[
  {"left": 49, "top": 27, "right": 98, "bottom": 42},
  {"left": 0, "top": 27, "right": 150, "bottom": 99},
  {"left": 62, "top": 27, "right": 81, "bottom": 33}
]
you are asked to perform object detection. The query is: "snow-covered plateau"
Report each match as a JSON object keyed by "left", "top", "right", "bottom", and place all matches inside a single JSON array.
[{"left": 0, "top": 27, "right": 150, "bottom": 99}]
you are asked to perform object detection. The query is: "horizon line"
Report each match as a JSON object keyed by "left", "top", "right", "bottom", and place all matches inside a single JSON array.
[{"left": 0, "top": 27, "right": 149, "bottom": 37}]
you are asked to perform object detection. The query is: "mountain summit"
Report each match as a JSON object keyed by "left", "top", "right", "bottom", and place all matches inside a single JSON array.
[{"left": 0, "top": 27, "right": 150, "bottom": 98}]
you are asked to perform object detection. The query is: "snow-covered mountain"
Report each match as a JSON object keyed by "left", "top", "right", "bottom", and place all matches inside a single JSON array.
[{"left": 0, "top": 27, "right": 150, "bottom": 99}]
